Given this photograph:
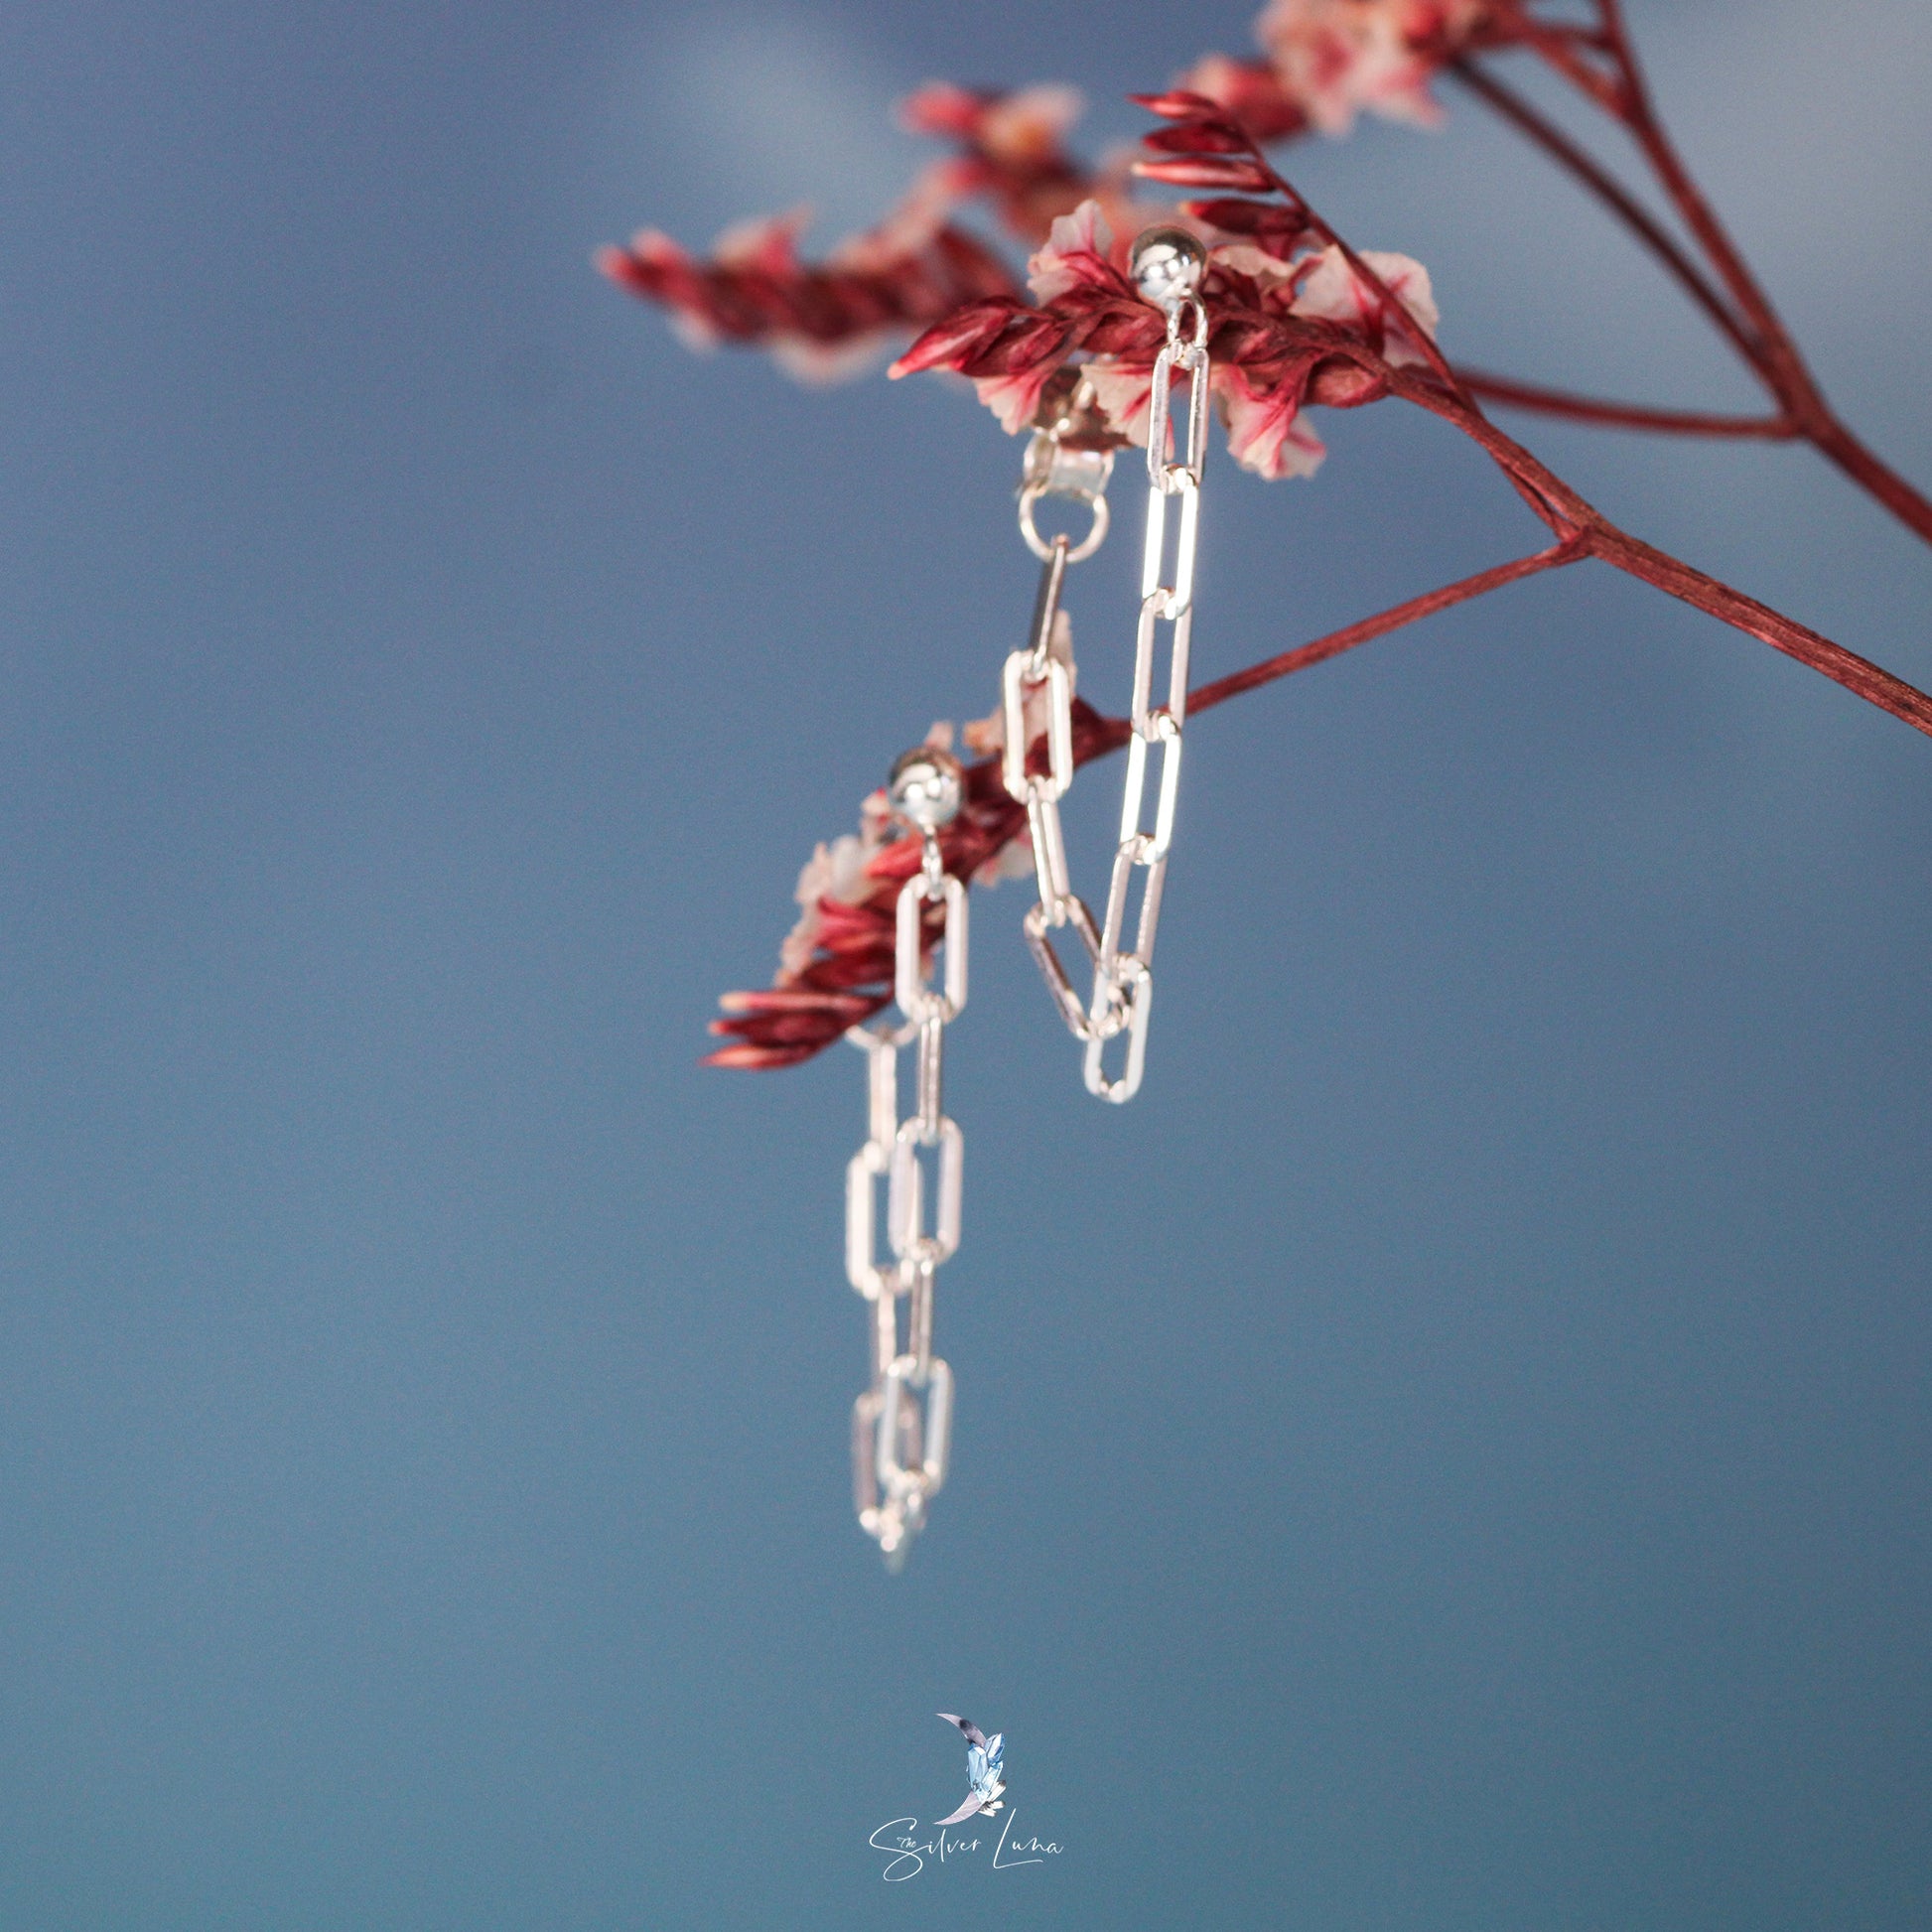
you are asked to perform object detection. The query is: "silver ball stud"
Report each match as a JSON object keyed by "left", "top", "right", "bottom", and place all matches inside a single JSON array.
[
  {"left": 1129, "top": 224, "right": 1208, "bottom": 312},
  {"left": 888, "top": 745, "right": 964, "bottom": 832}
]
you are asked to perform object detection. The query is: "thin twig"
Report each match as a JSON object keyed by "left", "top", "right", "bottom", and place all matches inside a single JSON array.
[
  {"left": 1447, "top": 55, "right": 1763, "bottom": 372},
  {"left": 1483, "top": 2, "right": 1932, "bottom": 547},
  {"left": 1382, "top": 367, "right": 1932, "bottom": 738},
  {"left": 1593, "top": 0, "right": 1782, "bottom": 352},
  {"left": 1457, "top": 368, "right": 1792, "bottom": 439},
  {"left": 1800, "top": 417, "right": 1932, "bottom": 548},
  {"left": 1188, "top": 542, "right": 1587, "bottom": 714}
]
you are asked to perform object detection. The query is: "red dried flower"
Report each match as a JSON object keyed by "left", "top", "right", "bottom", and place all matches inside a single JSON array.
[
  {"left": 896, "top": 82, "right": 1094, "bottom": 246},
  {"left": 1169, "top": 54, "right": 1311, "bottom": 144},
  {"left": 893, "top": 192, "right": 1441, "bottom": 481},
  {"left": 596, "top": 191, "right": 1017, "bottom": 381},
  {"left": 1257, "top": 0, "right": 1498, "bottom": 133},
  {"left": 707, "top": 707, "right": 1126, "bottom": 1070},
  {"left": 599, "top": 7, "right": 1932, "bottom": 1076}
]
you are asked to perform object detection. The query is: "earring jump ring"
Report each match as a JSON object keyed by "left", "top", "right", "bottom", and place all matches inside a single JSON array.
[{"left": 1019, "top": 483, "right": 1109, "bottom": 564}]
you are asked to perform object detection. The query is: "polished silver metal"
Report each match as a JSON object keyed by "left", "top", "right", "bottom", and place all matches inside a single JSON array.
[
  {"left": 1129, "top": 224, "right": 1208, "bottom": 311},
  {"left": 843, "top": 1027, "right": 908, "bottom": 1299},
  {"left": 888, "top": 745, "right": 964, "bottom": 834},
  {"left": 853, "top": 1338, "right": 953, "bottom": 1572},
  {"left": 878, "top": 1354, "right": 952, "bottom": 1500},
  {"left": 915, "top": 1014, "right": 944, "bottom": 1136},
  {"left": 1003, "top": 505, "right": 1108, "bottom": 1046},
  {"left": 1076, "top": 293, "right": 1211, "bottom": 1102},
  {"left": 1000, "top": 305, "right": 1210, "bottom": 1103},
  {"left": 1144, "top": 315, "right": 1210, "bottom": 493},
  {"left": 905, "top": 1255, "right": 936, "bottom": 1383},
  {"left": 1001, "top": 647, "right": 1074, "bottom": 806},
  {"left": 1082, "top": 951, "right": 1153, "bottom": 1100},
  {"left": 1003, "top": 537, "right": 1080, "bottom": 917},
  {"left": 846, "top": 1139, "right": 895, "bottom": 1299},
  {"left": 846, "top": 746, "right": 975, "bottom": 1566},
  {"left": 889, "top": 1113, "right": 963, "bottom": 1266},
  {"left": 1025, "top": 527, "right": 1070, "bottom": 666},
  {"left": 843, "top": 293, "right": 1213, "bottom": 1556},
  {"left": 870, "top": 1276, "right": 898, "bottom": 1382},
  {"left": 1018, "top": 486, "right": 1108, "bottom": 564},
  {"left": 1023, "top": 429, "right": 1115, "bottom": 501},
  {"left": 1023, "top": 897, "right": 1100, "bottom": 1036},
  {"left": 895, "top": 871, "right": 967, "bottom": 1025},
  {"left": 1018, "top": 421, "right": 1115, "bottom": 563}
]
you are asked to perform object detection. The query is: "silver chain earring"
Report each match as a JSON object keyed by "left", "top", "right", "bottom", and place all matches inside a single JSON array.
[{"left": 846, "top": 226, "right": 1212, "bottom": 1565}]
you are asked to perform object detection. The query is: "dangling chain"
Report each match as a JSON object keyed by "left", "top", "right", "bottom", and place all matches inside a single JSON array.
[
  {"left": 1008, "top": 286, "right": 1211, "bottom": 1102},
  {"left": 846, "top": 822, "right": 966, "bottom": 1569},
  {"left": 839, "top": 233, "right": 1211, "bottom": 1565}
]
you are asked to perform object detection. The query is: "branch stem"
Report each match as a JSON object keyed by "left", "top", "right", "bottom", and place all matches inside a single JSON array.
[
  {"left": 1461, "top": 10, "right": 1932, "bottom": 548},
  {"left": 1586, "top": 524, "right": 1932, "bottom": 734},
  {"left": 1188, "top": 542, "right": 1587, "bottom": 715},
  {"left": 1398, "top": 377, "right": 1932, "bottom": 738},
  {"left": 1448, "top": 57, "right": 1761, "bottom": 371},
  {"left": 1177, "top": 527, "right": 1932, "bottom": 744},
  {"left": 1456, "top": 369, "right": 1792, "bottom": 439}
]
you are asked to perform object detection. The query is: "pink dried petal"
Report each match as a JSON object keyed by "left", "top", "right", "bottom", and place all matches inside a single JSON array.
[
  {"left": 1291, "top": 243, "right": 1439, "bottom": 363},
  {"left": 1219, "top": 362, "right": 1328, "bottom": 478},
  {"left": 1026, "top": 200, "right": 1125, "bottom": 304},
  {"left": 1082, "top": 361, "right": 1162, "bottom": 447}
]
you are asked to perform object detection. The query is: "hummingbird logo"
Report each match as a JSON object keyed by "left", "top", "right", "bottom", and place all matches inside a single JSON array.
[{"left": 933, "top": 1712, "right": 1007, "bottom": 1827}]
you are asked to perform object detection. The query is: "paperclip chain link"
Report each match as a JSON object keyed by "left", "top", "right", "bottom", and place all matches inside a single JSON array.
[
  {"left": 1085, "top": 293, "right": 1209, "bottom": 1102},
  {"left": 829, "top": 243, "right": 1212, "bottom": 1566},
  {"left": 1005, "top": 292, "right": 1211, "bottom": 1104},
  {"left": 1006, "top": 529, "right": 1106, "bottom": 1042},
  {"left": 846, "top": 826, "right": 965, "bottom": 1568}
]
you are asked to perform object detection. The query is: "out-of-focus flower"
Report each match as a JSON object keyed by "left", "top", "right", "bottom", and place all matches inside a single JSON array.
[
  {"left": 1171, "top": 52, "right": 1311, "bottom": 143},
  {"left": 602, "top": 82, "right": 1185, "bottom": 390},
  {"left": 897, "top": 82, "right": 1094, "bottom": 245},
  {"left": 1257, "top": 0, "right": 1495, "bottom": 135},
  {"left": 598, "top": 184, "right": 1017, "bottom": 381}
]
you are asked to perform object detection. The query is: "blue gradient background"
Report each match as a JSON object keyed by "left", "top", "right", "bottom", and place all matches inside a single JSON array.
[{"left": 1, "top": 2, "right": 1928, "bottom": 1926}]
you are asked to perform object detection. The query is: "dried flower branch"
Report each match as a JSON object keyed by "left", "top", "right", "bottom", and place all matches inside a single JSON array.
[
  {"left": 595, "top": 186, "right": 1017, "bottom": 383},
  {"left": 707, "top": 710, "right": 1114, "bottom": 1068},
  {"left": 888, "top": 93, "right": 1930, "bottom": 730},
  {"left": 603, "top": 0, "right": 1932, "bottom": 540},
  {"left": 593, "top": 2, "right": 1932, "bottom": 1068},
  {"left": 1441, "top": 4, "right": 1932, "bottom": 540}
]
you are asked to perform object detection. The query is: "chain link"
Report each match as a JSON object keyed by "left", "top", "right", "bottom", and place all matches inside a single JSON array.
[
  {"left": 847, "top": 823, "right": 967, "bottom": 1567},
  {"left": 1002, "top": 298, "right": 1211, "bottom": 1104},
  {"left": 836, "top": 264, "right": 1211, "bottom": 1564},
  {"left": 1018, "top": 429, "right": 1113, "bottom": 562},
  {"left": 1084, "top": 295, "right": 1208, "bottom": 1102},
  {"left": 1002, "top": 407, "right": 1113, "bottom": 1057}
]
